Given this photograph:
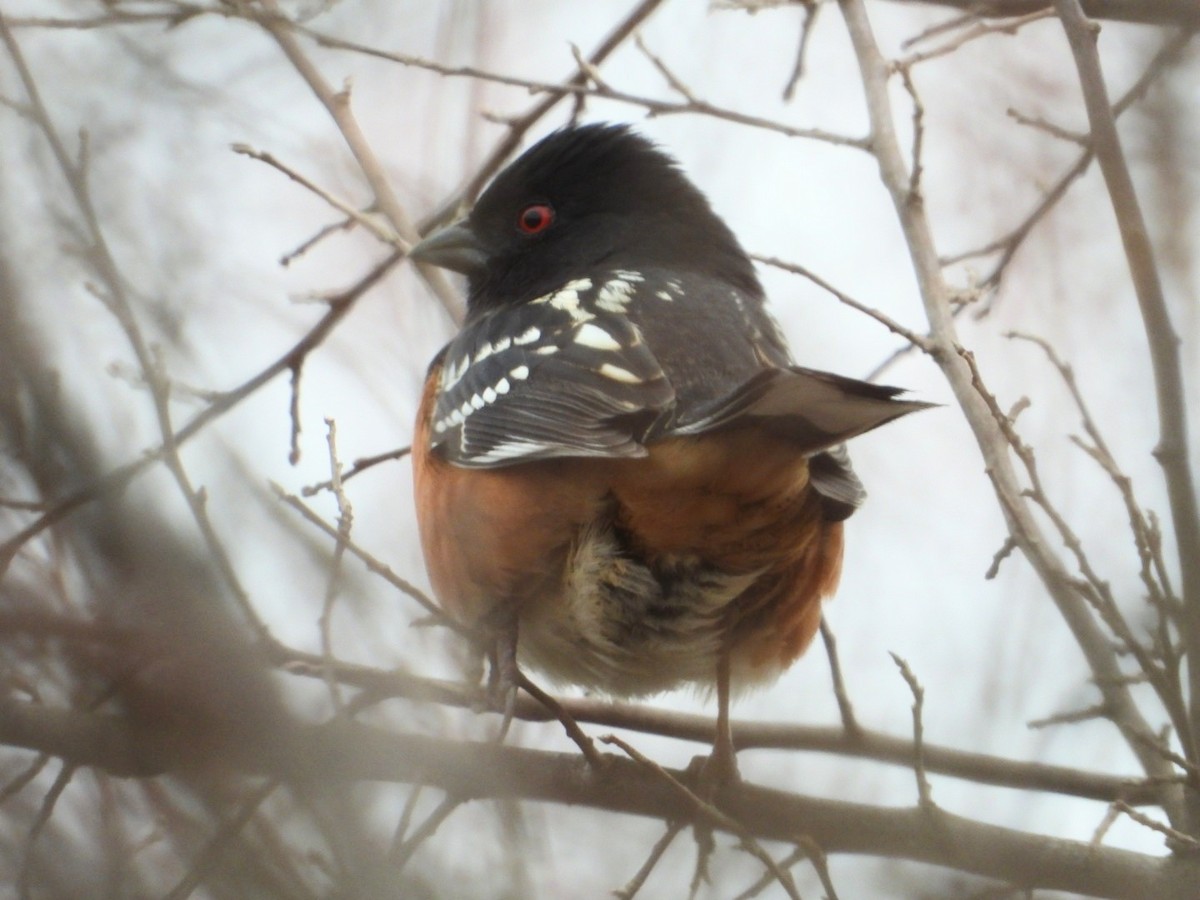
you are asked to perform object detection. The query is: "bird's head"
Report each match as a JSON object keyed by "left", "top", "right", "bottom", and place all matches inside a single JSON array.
[{"left": 409, "top": 123, "right": 761, "bottom": 320}]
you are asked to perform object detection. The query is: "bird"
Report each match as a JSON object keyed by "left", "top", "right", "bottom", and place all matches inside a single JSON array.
[{"left": 408, "top": 122, "right": 929, "bottom": 771}]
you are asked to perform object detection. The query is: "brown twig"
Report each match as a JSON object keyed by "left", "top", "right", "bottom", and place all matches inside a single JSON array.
[
  {"left": 163, "top": 779, "right": 280, "bottom": 900},
  {"left": 302, "top": 445, "right": 412, "bottom": 497},
  {"left": 388, "top": 793, "right": 463, "bottom": 870},
  {"left": 17, "top": 761, "right": 74, "bottom": 900},
  {"left": 836, "top": 0, "right": 1183, "bottom": 822},
  {"left": 941, "top": 27, "right": 1194, "bottom": 296},
  {"left": 891, "top": 653, "right": 934, "bottom": 808},
  {"left": 303, "top": 28, "right": 870, "bottom": 152},
  {"left": 267, "top": 657, "right": 1169, "bottom": 805},
  {"left": 614, "top": 820, "right": 687, "bottom": 899},
  {"left": 318, "top": 419, "right": 352, "bottom": 714},
  {"left": 889, "top": 0, "right": 1200, "bottom": 27},
  {"left": 0, "top": 250, "right": 405, "bottom": 575},
  {"left": 251, "top": 0, "right": 462, "bottom": 322},
  {"left": 601, "top": 734, "right": 803, "bottom": 900},
  {"left": 1052, "top": 2, "right": 1200, "bottom": 820},
  {"left": 897, "top": 8, "right": 1053, "bottom": 67},
  {"left": 270, "top": 483, "right": 451, "bottom": 628},
  {"left": 819, "top": 619, "right": 862, "bottom": 737},
  {"left": 753, "top": 254, "right": 934, "bottom": 350}
]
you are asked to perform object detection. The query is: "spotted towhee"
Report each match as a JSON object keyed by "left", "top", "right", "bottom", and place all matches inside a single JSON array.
[{"left": 409, "top": 123, "right": 928, "bottom": 759}]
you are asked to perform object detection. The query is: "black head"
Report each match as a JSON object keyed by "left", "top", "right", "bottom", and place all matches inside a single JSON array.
[{"left": 410, "top": 123, "right": 762, "bottom": 320}]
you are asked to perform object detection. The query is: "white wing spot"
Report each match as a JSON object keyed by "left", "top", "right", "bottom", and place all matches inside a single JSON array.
[
  {"left": 655, "top": 290, "right": 673, "bottom": 302},
  {"left": 534, "top": 345, "right": 558, "bottom": 356},
  {"left": 482, "top": 386, "right": 498, "bottom": 403},
  {"left": 574, "top": 322, "right": 621, "bottom": 351},
  {"left": 441, "top": 355, "right": 471, "bottom": 389},
  {"left": 612, "top": 269, "right": 644, "bottom": 283},
  {"left": 470, "top": 393, "right": 486, "bottom": 410},
  {"left": 596, "top": 277, "right": 635, "bottom": 313},
  {"left": 533, "top": 280, "right": 594, "bottom": 323},
  {"left": 510, "top": 364, "right": 530, "bottom": 381},
  {"left": 495, "top": 377, "right": 511, "bottom": 395},
  {"left": 598, "top": 363, "right": 642, "bottom": 384},
  {"left": 513, "top": 326, "right": 540, "bottom": 346},
  {"left": 459, "top": 399, "right": 474, "bottom": 416},
  {"left": 433, "top": 420, "right": 447, "bottom": 434}
]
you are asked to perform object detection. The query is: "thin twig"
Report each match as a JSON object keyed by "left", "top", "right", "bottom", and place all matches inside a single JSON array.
[
  {"left": 271, "top": 483, "right": 451, "bottom": 628},
  {"left": 1114, "top": 801, "right": 1200, "bottom": 852},
  {"left": 614, "top": 820, "right": 687, "bottom": 899},
  {"left": 836, "top": 0, "right": 1182, "bottom": 822},
  {"left": 819, "top": 619, "right": 861, "bottom": 737},
  {"left": 319, "top": 418, "right": 352, "bottom": 714},
  {"left": 1053, "top": 3, "right": 1200, "bottom": 811},
  {"left": 302, "top": 445, "right": 411, "bottom": 497},
  {"left": 389, "top": 793, "right": 463, "bottom": 870},
  {"left": 252, "top": 0, "right": 462, "bottom": 322},
  {"left": 753, "top": 254, "right": 933, "bottom": 350},
  {"left": 891, "top": 653, "right": 934, "bottom": 808},
  {"left": 231, "top": 143, "right": 398, "bottom": 245},
  {"left": 1028, "top": 703, "right": 1110, "bottom": 729},
  {"left": 897, "top": 9, "right": 1053, "bottom": 67},
  {"left": 0, "top": 250, "right": 404, "bottom": 575},
  {"left": 302, "top": 29, "right": 870, "bottom": 152},
  {"left": 516, "top": 673, "right": 605, "bottom": 770},
  {"left": 783, "top": 2, "right": 822, "bottom": 100},
  {"left": 164, "top": 780, "right": 279, "bottom": 900},
  {"left": 602, "top": 735, "right": 803, "bottom": 900},
  {"left": 18, "top": 761, "right": 75, "bottom": 900}
]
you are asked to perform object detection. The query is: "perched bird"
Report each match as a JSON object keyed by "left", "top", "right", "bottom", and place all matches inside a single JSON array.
[{"left": 409, "top": 123, "right": 927, "bottom": 761}]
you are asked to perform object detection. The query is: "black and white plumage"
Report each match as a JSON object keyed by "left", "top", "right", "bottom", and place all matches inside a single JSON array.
[
  {"left": 414, "top": 123, "right": 923, "bottom": 519},
  {"left": 409, "top": 123, "right": 930, "bottom": 704}
]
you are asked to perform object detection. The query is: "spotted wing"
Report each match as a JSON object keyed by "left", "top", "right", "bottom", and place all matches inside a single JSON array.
[{"left": 428, "top": 299, "right": 674, "bottom": 468}]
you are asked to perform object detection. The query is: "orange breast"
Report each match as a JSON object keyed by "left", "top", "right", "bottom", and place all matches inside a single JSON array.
[{"left": 412, "top": 366, "right": 845, "bottom": 693}]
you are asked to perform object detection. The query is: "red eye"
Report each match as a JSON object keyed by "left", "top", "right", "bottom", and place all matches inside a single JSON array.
[{"left": 517, "top": 203, "right": 554, "bottom": 235}]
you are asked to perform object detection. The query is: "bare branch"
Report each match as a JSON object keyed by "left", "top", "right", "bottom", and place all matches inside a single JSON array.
[
  {"left": 836, "top": 0, "right": 1184, "bottom": 820},
  {"left": 302, "top": 30, "right": 869, "bottom": 151},
  {"left": 1052, "top": 2, "right": 1200, "bottom": 820},
  {"left": 891, "top": 653, "right": 934, "bottom": 808},
  {"left": 3, "top": 701, "right": 1196, "bottom": 899},
  {"left": 888, "top": 0, "right": 1200, "bottom": 28}
]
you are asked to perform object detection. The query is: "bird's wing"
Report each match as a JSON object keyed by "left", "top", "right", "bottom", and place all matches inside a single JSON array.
[
  {"left": 670, "top": 365, "right": 932, "bottom": 451},
  {"left": 428, "top": 293, "right": 674, "bottom": 468},
  {"left": 668, "top": 365, "right": 933, "bottom": 518}
]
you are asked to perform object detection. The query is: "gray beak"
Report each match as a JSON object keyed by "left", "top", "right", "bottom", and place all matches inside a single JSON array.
[{"left": 408, "top": 220, "right": 487, "bottom": 277}]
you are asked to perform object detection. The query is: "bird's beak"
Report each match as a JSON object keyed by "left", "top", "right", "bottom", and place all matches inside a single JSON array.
[{"left": 408, "top": 220, "right": 487, "bottom": 277}]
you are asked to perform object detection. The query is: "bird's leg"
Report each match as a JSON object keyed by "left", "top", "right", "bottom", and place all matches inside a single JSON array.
[
  {"left": 706, "top": 645, "right": 741, "bottom": 786},
  {"left": 482, "top": 602, "right": 520, "bottom": 742}
]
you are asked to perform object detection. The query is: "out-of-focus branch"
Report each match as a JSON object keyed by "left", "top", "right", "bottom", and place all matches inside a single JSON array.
[
  {"left": 330, "top": 0, "right": 661, "bottom": 229},
  {"left": 251, "top": 0, "right": 463, "bottom": 322},
  {"left": 302, "top": 31, "right": 868, "bottom": 153},
  {"left": 835, "top": 0, "right": 1184, "bottom": 823},
  {"left": 1052, "top": 0, "right": 1200, "bottom": 832},
  {"left": 271, "top": 652, "right": 1167, "bottom": 805},
  {"left": 889, "top": 0, "right": 1200, "bottom": 27},
  {"left": 0, "top": 11, "right": 272, "bottom": 643},
  {"left": 0, "top": 251, "right": 405, "bottom": 575},
  {"left": 2, "top": 698, "right": 1196, "bottom": 899},
  {"left": 942, "top": 28, "right": 1194, "bottom": 291}
]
